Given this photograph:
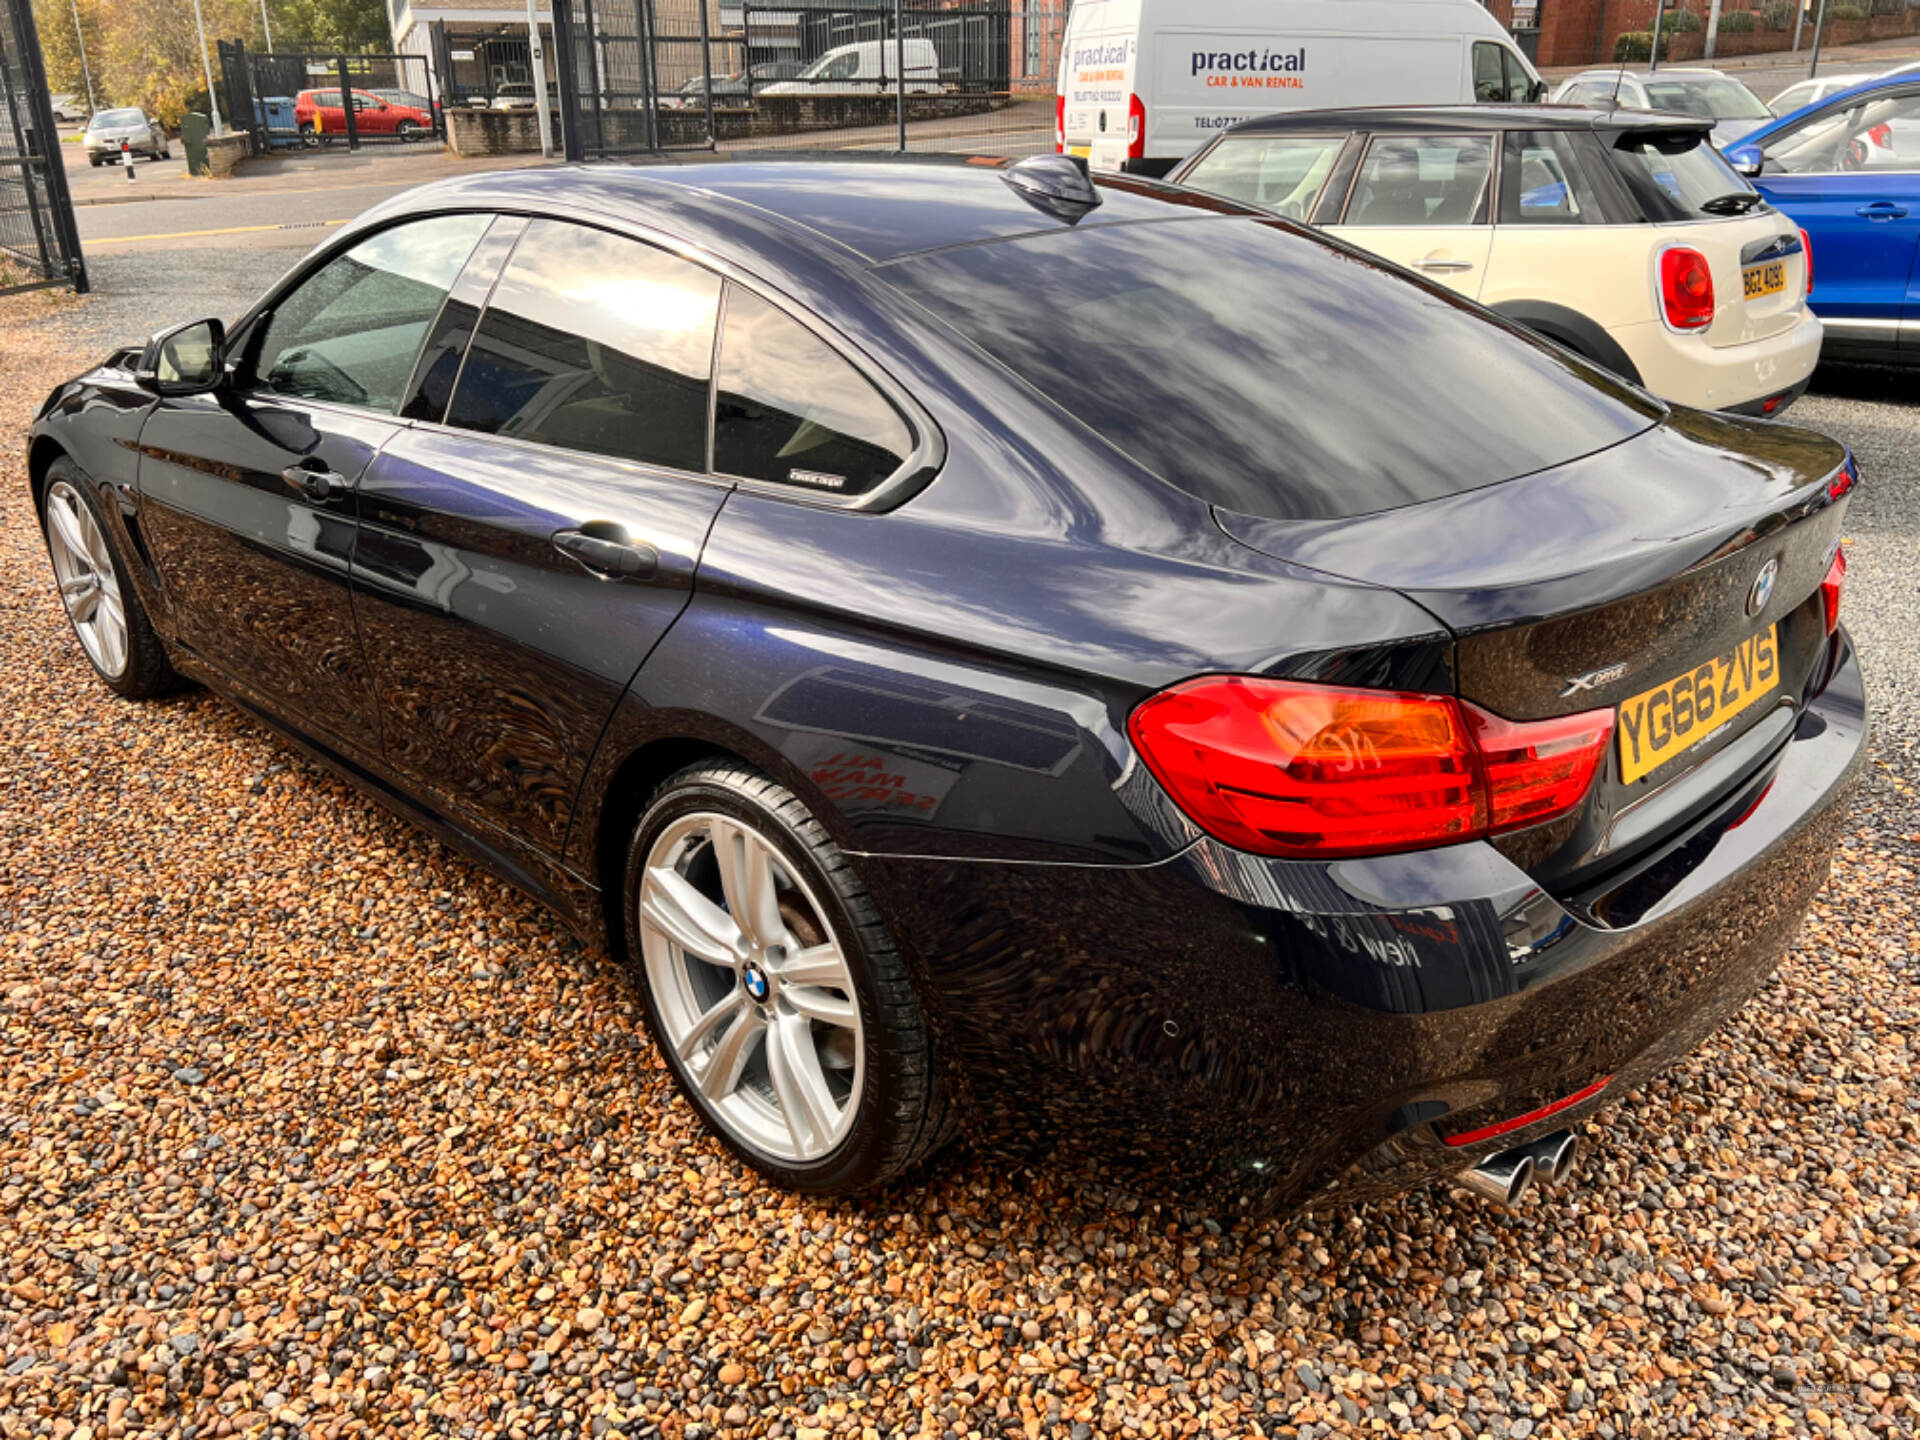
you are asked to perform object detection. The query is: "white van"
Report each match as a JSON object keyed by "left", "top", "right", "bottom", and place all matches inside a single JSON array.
[
  {"left": 762, "top": 39, "right": 942, "bottom": 97},
  {"left": 1057, "top": 0, "right": 1543, "bottom": 175}
]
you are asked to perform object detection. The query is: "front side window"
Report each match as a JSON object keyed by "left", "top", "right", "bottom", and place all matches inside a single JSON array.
[
  {"left": 1611, "top": 131, "right": 1755, "bottom": 218},
  {"left": 446, "top": 220, "right": 722, "bottom": 471},
  {"left": 1179, "top": 136, "right": 1348, "bottom": 221},
  {"left": 1473, "top": 44, "right": 1530, "bottom": 104},
  {"left": 713, "top": 287, "right": 913, "bottom": 498},
  {"left": 1761, "top": 92, "right": 1920, "bottom": 174},
  {"left": 252, "top": 213, "right": 493, "bottom": 413},
  {"left": 1344, "top": 135, "right": 1494, "bottom": 227}
]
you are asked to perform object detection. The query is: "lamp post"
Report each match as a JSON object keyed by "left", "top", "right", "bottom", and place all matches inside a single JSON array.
[
  {"left": 527, "top": 0, "right": 553, "bottom": 158},
  {"left": 191, "top": 0, "right": 225, "bottom": 136},
  {"left": 68, "top": 0, "right": 97, "bottom": 114},
  {"left": 260, "top": 0, "right": 275, "bottom": 52}
]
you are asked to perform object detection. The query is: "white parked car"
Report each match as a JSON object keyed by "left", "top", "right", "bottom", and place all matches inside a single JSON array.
[
  {"left": 1057, "top": 0, "right": 1542, "bottom": 177},
  {"left": 1171, "top": 105, "right": 1821, "bottom": 416},
  {"left": 48, "top": 92, "right": 88, "bottom": 123},
  {"left": 82, "top": 107, "right": 169, "bottom": 166},
  {"left": 759, "top": 40, "right": 940, "bottom": 97},
  {"left": 1767, "top": 74, "right": 1876, "bottom": 118},
  {"left": 1552, "top": 68, "right": 1772, "bottom": 148}
]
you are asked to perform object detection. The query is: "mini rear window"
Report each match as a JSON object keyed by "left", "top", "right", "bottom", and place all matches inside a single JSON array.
[
  {"left": 1610, "top": 132, "right": 1756, "bottom": 221},
  {"left": 884, "top": 219, "right": 1661, "bottom": 522}
]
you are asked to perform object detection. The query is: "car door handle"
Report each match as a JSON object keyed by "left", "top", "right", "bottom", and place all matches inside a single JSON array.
[
  {"left": 281, "top": 462, "right": 348, "bottom": 502},
  {"left": 552, "top": 529, "right": 659, "bottom": 581},
  {"left": 1856, "top": 202, "right": 1910, "bottom": 219},
  {"left": 1415, "top": 256, "right": 1475, "bottom": 273}
]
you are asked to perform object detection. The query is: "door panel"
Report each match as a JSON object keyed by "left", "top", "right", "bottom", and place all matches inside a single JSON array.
[
  {"left": 351, "top": 431, "right": 727, "bottom": 856},
  {"left": 137, "top": 398, "right": 395, "bottom": 757},
  {"left": 1329, "top": 224, "right": 1493, "bottom": 299},
  {"left": 1329, "top": 133, "right": 1497, "bottom": 299},
  {"left": 1758, "top": 172, "right": 1920, "bottom": 322},
  {"left": 350, "top": 218, "right": 732, "bottom": 856}
]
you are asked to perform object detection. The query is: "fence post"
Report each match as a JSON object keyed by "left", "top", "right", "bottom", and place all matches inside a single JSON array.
[
  {"left": 894, "top": 0, "right": 907, "bottom": 152},
  {"left": 550, "top": 0, "right": 585, "bottom": 161},
  {"left": 337, "top": 56, "right": 360, "bottom": 150},
  {"left": 696, "top": 0, "right": 717, "bottom": 149},
  {"left": 2, "top": 0, "right": 87, "bottom": 292}
]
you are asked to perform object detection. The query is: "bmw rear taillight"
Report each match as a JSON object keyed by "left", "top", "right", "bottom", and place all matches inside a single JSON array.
[
  {"left": 1800, "top": 227, "right": 1814, "bottom": 296},
  {"left": 1055, "top": 94, "right": 1065, "bottom": 153},
  {"left": 1126, "top": 93, "right": 1146, "bottom": 161},
  {"left": 1828, "top": 456, "right": 1857, "bottom": 502},
  {"left": 1821, "top": 545, "right": 1847, "bottom": 635},
  {"left": 1127, "top": 677, "right": 1615, "bottom": 860},
  {"left": 1659, "top": 247, "right": 1716, "bottom": 331}
]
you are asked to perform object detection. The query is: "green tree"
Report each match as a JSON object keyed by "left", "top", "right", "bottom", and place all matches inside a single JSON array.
[{"left": 266, "top": 0, "right": 392, "bottom": 50}]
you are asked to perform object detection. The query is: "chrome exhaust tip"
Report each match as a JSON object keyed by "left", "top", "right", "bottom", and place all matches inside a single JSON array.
[
  {"left": 1457, "top": 1151, "right": 1536, "bottom": 1208},
  {"left": 1519, "top": 1131, "right": 1580, "bottom": 1187}
]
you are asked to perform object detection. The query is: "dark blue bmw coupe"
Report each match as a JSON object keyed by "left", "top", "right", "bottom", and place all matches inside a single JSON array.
[{"left": 28, "top": 155, "right": 1865, "bottom": 1210}]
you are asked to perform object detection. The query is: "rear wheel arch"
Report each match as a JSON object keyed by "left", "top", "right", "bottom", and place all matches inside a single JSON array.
[{"left": 1491, "top": 300, "right": 1645, "bottom": 387}]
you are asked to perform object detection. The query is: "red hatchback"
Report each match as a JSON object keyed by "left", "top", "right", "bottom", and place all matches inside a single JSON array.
[{"left": 294, "top": 88, "right": 432, "bottom": 142}]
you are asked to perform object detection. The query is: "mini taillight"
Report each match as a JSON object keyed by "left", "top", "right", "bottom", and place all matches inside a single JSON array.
[
  {"left": 1659, "top": 247, "right": 1715, "bottom": 331},
  {"left": 1822, "top": 546, "right": 1847, "bottom": 635},
  {"left": 1054, "top": 94, "right": 1065, "bottom": 153},
  {"left": 1126, "top": 93, "right": 1146, "bottom": 161},
  {"left": 1800, "top": 227, "right": 1814, "bottom": 296},
  {"left": 1127, "top": 678, "right": 1615, "bottom": 860}
]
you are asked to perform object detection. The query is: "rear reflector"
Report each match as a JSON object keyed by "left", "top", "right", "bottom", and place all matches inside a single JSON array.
[
  {"left": 1800, "top": 227, "right": 1814, "bottom": 296},
  {"left": 1441, "top": 1075, "right": 1614, "bottom": 1148},
  {"left": 1822, "top": 545, "right": 1847, "bottom": 634},
  {"left": 1828, "top": 456, "right": 1857, "bottom": 502},
  {"left": 1659, "top": 246, "right": 1715, "bottom": 332},
  {"left": 1127, "top": 677, "right": 1613, "bottom": 860}
]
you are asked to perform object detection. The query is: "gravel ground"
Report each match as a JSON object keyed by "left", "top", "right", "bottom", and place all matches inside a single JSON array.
[{"left": 1, "top": 283, "right": 1917, "bottom": 1440}]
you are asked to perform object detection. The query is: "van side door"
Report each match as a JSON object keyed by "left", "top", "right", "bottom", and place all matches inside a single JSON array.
[{"left": 1324, "top": 132, "right": 1497, "bottom": 299}]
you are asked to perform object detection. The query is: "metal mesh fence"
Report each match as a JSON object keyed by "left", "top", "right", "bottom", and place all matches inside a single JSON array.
[
  {"left": 552, "top": 0, "right": 1068, "bottom": 161},
  {"left": 0, "top": 0, "right": 83, "bottom": 294},
  {"left": 220, "top": 42, "right": 445, "bottom": 155}
]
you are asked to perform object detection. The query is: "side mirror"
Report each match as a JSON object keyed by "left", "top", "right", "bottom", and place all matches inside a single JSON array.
[
  {"left": 1726, "top": 142, "right": 1765, "bottom": 179},
  {"left": 136, "top": 317, "right": 226, "bottom": 396}
]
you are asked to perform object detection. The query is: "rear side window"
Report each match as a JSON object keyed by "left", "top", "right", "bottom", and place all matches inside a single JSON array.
[
  {"left": 1499, "top": 131, "right": 1600, "bottom": 224},
  {"left": 1344, "top": 136, "right": 1494, "bottom": 226},
  {"left": 1178, "top": 136, "right": 1348, "bottom": 221},
  {"left": 446, "top": 220, "right": 721, "bottom": 471},
  {"left": 1609, "top": 131, "right": 1754, "bottom": 220},
  {"left": 713, "top": 287, "right": 913, "bottom": 497},
  {"left": 885, "top": 219, "right": 1660, "bottom": 522}
]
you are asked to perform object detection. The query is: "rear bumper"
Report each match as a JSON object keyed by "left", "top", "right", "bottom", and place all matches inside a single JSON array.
[
  {"left": 1617, "top": 309, "right": 1824, "bottom": 413},
  {"left": 859, "top": 632, "right": 1866, "bottom": 1210}
]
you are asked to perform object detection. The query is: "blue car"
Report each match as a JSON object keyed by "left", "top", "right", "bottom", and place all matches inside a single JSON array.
[{"left": 1728, "top": 74, "right": 1920, "bottom": 362}]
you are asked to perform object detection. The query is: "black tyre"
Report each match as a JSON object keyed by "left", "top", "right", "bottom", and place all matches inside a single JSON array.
[
  {"left": 88, "top": 155, "right": 102, "bottom": 167},
  {"left": 38, "top": 459, "right": 182, "bottom": 700},
  {"left": 623, "top": 760, "right": 952, "bottom": 1194},
  {"left": 395, "top": 119, "right": 418, "bottom": 142}
]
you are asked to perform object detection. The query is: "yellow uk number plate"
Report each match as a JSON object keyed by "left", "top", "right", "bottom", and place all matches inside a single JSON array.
[
  {"left": 1616, "top": 626, "right": 1779, "bottom": 786},
  {"left": 1743, "top": 261, "right": 1787, "bottom": 300}
]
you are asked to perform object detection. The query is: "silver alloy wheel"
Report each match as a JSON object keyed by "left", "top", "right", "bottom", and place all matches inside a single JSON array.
[
  {"left": 44, "top": 479, "right": 129, "bottom": 680},
  {"left": 639, "top": 812, "right": 864, "bottom": 1164}
]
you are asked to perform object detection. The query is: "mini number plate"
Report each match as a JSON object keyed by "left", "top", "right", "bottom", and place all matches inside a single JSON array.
[
  {"left": 1743, "top": 261, "right": 1787, "bottom": 300},
  {"left": 1616, "top": 625, "right": 1779, "bottom": 786}
]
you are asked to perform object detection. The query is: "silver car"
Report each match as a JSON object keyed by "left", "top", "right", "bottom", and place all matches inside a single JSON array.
[{"left": 84, "top": 107, "right": 170, "bottom": 166}]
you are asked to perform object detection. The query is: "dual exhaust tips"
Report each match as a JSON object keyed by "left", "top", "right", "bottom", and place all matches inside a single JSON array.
[{"left": 1457, "top": 1130, "right": 1580, "bottom": 1208}]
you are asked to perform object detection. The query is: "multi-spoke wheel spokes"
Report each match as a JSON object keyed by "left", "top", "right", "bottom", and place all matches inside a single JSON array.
[
  {"left": 639, "top": 813, "right": 864, "bottom": 1164},
  {"left": 44, "top": 480, "right": 128, "bottom": 680}
]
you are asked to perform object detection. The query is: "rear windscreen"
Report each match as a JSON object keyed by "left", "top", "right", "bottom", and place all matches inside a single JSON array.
[
  {"left": 1611, "top": 132, "right": 1755, "bottom": 220},
  {"left": 883, "top": 218, "right": 1661, "bottom": 522}
]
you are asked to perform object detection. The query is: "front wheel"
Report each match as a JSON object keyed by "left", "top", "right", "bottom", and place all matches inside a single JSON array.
[
  {"left": 395, "top": 119, "right": 418, "bottom": 142},
  {"left": 624, "top": 762, "right": 952, "bottom": 1194},
  {"left": 39, "top": 461, "right": 181, "bottom": 699}
]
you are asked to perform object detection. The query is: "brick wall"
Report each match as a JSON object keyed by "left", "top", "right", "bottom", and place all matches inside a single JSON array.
[{"left": 1537, "top": 0, "right": 1920, "bottom": 67}]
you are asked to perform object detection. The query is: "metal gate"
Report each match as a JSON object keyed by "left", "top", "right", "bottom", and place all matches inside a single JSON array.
[
  {"left": 219, "top": 41, "right": 444, "bottom": 155},
  {"left": 552, "top": 0, "right": 1061, "bottom": 162},
  {"left": 0, "top": 0, "right": 85, "bottom": 294}
]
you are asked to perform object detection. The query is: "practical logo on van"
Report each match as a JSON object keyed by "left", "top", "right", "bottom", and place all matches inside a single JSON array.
[{"left": 1192, "top": 46, "right": 1308, "bottom": 91}]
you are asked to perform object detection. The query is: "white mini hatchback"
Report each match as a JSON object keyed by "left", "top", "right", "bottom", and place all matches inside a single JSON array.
[{"left": 1170, "top": 105, "right": 1822, "bottom": 416}]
